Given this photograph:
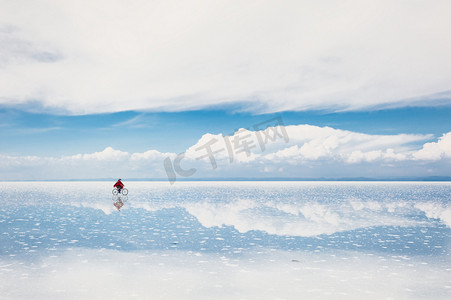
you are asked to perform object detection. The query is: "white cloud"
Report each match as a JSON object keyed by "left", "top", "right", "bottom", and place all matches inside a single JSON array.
[
  {"left": 413, "top": 132, "right": 451, "bottom": 161},
  {"left": 80, "top": 147, "right": 130, "bottom": 161},
  {"left": 255, "top": 125, "right": 429, "bottom": 164},
  {"left": 1, "top": 125, "right": 451, "bottom": 180},
  {"left": 0, "top": 147, "right": 175, "bottom": 180},
  {"left": 346, "top": 149, "right": 407, "bottom": 164},
  {"left": 0, "top": 0, "right": 451, "bottom": 114},
  {"left": 185, "top": 124, "right": 431, "bottom": 168}
]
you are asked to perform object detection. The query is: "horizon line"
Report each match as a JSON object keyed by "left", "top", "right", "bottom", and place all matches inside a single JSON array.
[{"left": 2, "top": 176, "right": 451, "bottom": 182}]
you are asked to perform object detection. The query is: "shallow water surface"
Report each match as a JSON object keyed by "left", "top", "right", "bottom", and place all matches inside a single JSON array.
[{"left": 1, "top": 181, "right": 450, "bottom": 299}]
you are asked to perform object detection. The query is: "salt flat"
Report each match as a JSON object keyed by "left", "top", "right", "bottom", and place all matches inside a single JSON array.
[{"left": 1, "top": 181, "right": 450, "bottom": 299}]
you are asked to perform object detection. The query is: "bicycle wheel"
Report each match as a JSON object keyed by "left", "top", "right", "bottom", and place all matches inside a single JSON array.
[
  {"left": 121, "top": 188, "right": 128, "bottom": 195},
  {"left": 112, "top": 195, "right": 119, "bottom": 201},
  {"left": 121, "top": 195, "right": 128, "bottom": 202},
  {"left": 112, "top": 188, "right": 119, "bottom": 195}
]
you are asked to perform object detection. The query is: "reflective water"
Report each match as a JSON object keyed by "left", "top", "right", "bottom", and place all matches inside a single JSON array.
[{"left": 1, "top": 181, "right": 450, "bottom": 299}]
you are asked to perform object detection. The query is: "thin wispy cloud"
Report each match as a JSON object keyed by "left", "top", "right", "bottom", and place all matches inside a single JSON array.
[
  {"left": 7, "top": 126, "right": 62, "bottom": 135},
  {"left": 112, "top": 114, "right": 154, "bottom": 129}
]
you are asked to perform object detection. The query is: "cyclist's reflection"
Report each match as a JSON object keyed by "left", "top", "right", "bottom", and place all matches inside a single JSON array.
[{"left": 113, "top": 199, "right": 124, "bottom": 210}]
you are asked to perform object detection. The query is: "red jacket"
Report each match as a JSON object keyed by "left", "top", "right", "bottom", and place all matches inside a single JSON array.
[{"left": 114, "top": 180, "right": 124, "bottom": 188}]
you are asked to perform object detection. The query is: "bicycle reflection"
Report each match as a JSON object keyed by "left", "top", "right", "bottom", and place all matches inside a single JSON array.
[{"left": 112, "top": 186, "right": 129, "bottom": 211}]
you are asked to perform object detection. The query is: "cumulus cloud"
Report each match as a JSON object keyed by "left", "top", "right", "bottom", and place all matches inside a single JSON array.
[
  {"left": 1, "top": 124, "right": 451, "bottom": 180},
  {"left": 76, "top": 147, "right": 130, "bottom": 161},
  {"left": 186, "top": 124, "right": 432, "bottom": 166},
  {"left": 0, "top": 147, "right": 175, "bottom": 180},
  {"left": 0, "top": 0, "right": 451, "bottom": 114},
  {"left": 413, "top": 132, "right": 451, "bottom": 161}
]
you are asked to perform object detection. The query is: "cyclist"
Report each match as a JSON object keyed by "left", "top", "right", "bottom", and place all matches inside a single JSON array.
[{"left": 114, "top": 178, "right": 124, "bottom": 193}]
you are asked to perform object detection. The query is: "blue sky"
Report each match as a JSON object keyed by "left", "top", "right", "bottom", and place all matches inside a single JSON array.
[{"left": 1, "top": 0, "right": 451, "bottom": 180}]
